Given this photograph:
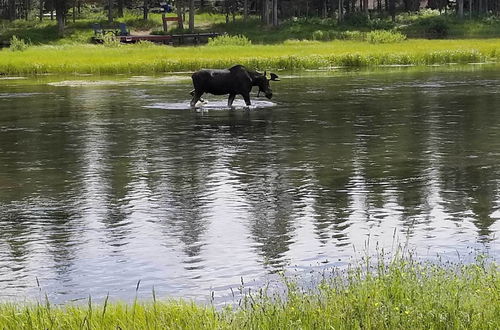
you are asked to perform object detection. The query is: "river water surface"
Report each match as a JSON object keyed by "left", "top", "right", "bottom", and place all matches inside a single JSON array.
[{"left": 1, "top": 67, "right": 499, "bottom": 304}]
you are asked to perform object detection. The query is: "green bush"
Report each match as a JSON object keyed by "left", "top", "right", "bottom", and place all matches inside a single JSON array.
[
  {"left": 343, "top": 12, "right": 370, "bottom": 27},
  {"left": 101, "top": 33, "right": 121, "bottom": 47},
  {"left": 414, "top": 15, "right": 450, "bottom": 37},
  {"left": 424, "top": 16, "right": 449, "bottom": 37},
  {"left": 9, "top": 35, "right": 29, "bottom": 51},
  {"left": 207, "top": 34, "right": 251, "bottom": 46},
  {"left": 311, "top": 30, "right": 328, "bottom": 41},
  {"left": 369, "top": 18, "right": 395, "bottom": 30},
  {"left": 366, "top": 30, "right": 407, "bottom": 43},
  {"left": 341, "top": 30, "right": 365, "bottom": 41},
  {"left": 397, "top": 9, "right": 442, "bottom": 24}
]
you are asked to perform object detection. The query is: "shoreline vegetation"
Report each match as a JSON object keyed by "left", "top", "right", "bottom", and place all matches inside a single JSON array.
[
  {"left": 1, "top": 11, "right": 500, "bottom": 75},
  {"left": 0, "top": 256, "right": 498, "bottom": 329},
  {"left": 0, "top": 38, "right": 499, "bottom": 75}
]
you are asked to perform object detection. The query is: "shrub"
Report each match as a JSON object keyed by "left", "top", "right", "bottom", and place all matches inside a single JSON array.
[
  {"left": 369, "top": 18, "right": 395, "bottom": 30},
  {"left": 424, "top": 16, "right": 449, "bottom": 37},
  {"left": 9, "top": 36, "right": 30, "bottom": 51},
  {"left": 341, "top": 30, "right": 365, "bottom": 41},
  {"left": 101, "top": 33, "right": 121, "bottom": 47},
  {"left": 365, "top": 30, "right": 407, "bottom": 43},
  {"left": 343, "top": 12, "right": 370, "bottom": 27},
  {"left": 207, "top": 34, "right": 251, "bottom": 46},
  {"left": 312, "top": 30, "right": 328, "bottom": 41},
  {"left": 415, "top": 15, "right": 450, "bottom": 37}
]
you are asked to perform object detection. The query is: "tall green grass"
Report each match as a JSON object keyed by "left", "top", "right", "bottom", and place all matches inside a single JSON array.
[
  {"left": 0, "top": 39, "right": 498, "bottom": 74},
  {"left": 0, "top": 255, "right": 498, "bottom": 329},
  {"left": 207, "top": 34, "right": 252, "bottom": 46}
]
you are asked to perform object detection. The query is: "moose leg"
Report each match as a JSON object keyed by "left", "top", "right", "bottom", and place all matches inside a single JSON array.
[
  {"left": 242, "top": 93, "right": 251, "bottom": 106},
  {"left": 190, "top": 90, "right": 204, "bottom": 107},
  {"left": 228, "top": 94, "right": 236, "bottom": 107}
]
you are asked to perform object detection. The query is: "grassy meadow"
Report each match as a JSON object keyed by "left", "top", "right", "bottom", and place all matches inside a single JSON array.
[
  {"left": 1, "top": 10, "right": 500, "bottom": 74},
  {"left": 0, "top": 256, "right": 498, "bottom": 329},
  {"left": 1, "top": 38, "right": 499, "bottom": 75}
]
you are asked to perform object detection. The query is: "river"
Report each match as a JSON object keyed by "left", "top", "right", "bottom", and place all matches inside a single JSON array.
[{"left": 0, "top": 66, "right": 499, "bottom": 304}]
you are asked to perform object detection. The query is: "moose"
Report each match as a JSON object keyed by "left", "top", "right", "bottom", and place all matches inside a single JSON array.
[{"left": 190, "top": 65, "right": 279, "bottom": 107}]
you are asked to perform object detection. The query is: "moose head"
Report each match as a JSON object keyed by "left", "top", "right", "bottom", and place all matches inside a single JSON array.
[{"left": 255, "top": 71, "right": 280, "bottom": 99}]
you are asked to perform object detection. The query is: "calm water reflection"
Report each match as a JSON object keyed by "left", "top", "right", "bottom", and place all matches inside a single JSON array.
[{"left": 0, "top": 68, "right": 499, "bottom": 303}]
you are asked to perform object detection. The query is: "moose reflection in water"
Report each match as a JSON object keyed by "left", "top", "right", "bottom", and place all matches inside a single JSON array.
[{"left": 189, "top": 65, "right": 279, "bottom": 107}]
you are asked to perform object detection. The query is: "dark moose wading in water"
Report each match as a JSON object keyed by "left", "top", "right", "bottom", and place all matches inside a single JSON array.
[
  {"left": 0, "top": 68, "right": 499, "bottom": 304},
  {"left": 190, "top": 65, "right": 280, "bottom": 107}
]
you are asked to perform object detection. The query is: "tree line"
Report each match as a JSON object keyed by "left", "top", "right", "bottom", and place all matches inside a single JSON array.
[{"left": 1, "top": 0, "right": 499, "bottom": 36}]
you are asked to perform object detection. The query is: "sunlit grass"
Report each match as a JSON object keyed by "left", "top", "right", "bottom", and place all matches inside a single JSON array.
[
  {"left": 0, "top": 256, "right": 498, "bottom": 329},
  {"left": 0, "top": 39, "right": 498, "bottom": 74}
]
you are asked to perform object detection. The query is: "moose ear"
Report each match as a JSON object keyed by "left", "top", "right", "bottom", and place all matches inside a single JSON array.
[
  {"left": 270, "top": 73, "right": 280, "bottom": 81},
  {"left": 264, "top": 71, "right": 267, "bottom": 78}
]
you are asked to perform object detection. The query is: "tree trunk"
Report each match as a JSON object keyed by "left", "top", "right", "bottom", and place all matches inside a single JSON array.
[
  {"left": 57, "top": 15, "right": 64, "bottom": 36},
  {"left": 338, "top": 0, "right": 342, "bottom": 22},
  {"left": 263, "top": 0, "right": 270, "bottom": 25},
  {"left": 272, "top": 0, "right": 278, "bottom": 26},
  {"left": 162, "top": 12, "right": 167, "bottom": 31},
  {"left": 8, "top": 0, "right": 16, "bottom": 21},
  {"left": 189, "top": 0, "right": 194, "bottom": 32},
  {"left": 55, "top": 0, "right": 66, "bottom": 37},
  {"left": 143, "top": 0, "right": 149, "bottom": 20},
  {"left": 389, "top": 0, "right": 395, "bottom": 22},
  {"left": 364, "top": 0, "right": 368, "bottom": 15},
  {"left": 117, "top": 0, "right": 124, "bottom": 17},
  {"left": 457, "top": 0, "right": 463, "bottom": 18},
  {"left": 108, "top": 0, "right": 113, "bottom": 22},
  {"left": 39, "top": 0, "right": 44, "bottom": 21},
  {"left": 244, "top": 0, "right": 248, "bottom": 22},
  {"left": 176, "top": 0, "right": 184, "bottom": 29},
  {"left": 26, "top": 0, "right": 31, "bottom": 20},
  {"left": 50, "top": 0, "right": 54, "bottom": 20}
]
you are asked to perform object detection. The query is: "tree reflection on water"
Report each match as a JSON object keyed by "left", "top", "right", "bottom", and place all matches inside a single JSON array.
[{"left": 0, "top": 69, "right": 499, "bottom": 302}]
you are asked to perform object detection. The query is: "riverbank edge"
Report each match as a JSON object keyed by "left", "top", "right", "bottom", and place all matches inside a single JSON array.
[
  {"left": 1, "top": 258, "right": 498, "bottom": 329},
  {"left": 0, "top": 39, "right": 499, "bottom": 75}
]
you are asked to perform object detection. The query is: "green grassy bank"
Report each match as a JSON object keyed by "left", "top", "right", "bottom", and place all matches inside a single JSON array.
[
  {"left": 1, "top": 38, "right": 499, "bottom": 75},
  {"left": 1, "top": 258, "right": 499, "bottom": 329}
]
